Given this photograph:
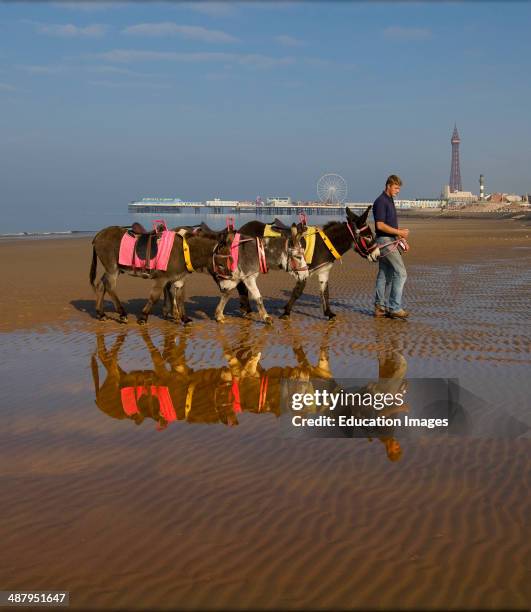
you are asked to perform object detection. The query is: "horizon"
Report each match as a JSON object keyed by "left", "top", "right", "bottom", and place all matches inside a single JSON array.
[{"left": 1, "top": 1, "right": 531, "bottom": 232}]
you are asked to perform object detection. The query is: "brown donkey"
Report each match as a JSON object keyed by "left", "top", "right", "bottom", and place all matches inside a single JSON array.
[
  {"left": 90, "top": 224, "right": 306, "bottom": 325},
  {"left": 90, "top": 226, "right": 220, "bottom": 324}
]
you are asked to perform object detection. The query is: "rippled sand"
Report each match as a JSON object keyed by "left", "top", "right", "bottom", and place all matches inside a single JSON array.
[{"left": 0, "top": 218, "right": 530, "bottom": 610}]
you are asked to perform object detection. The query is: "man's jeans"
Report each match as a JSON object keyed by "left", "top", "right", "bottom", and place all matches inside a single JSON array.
[{"left": 374, "top": 236, "right": 407, "bottom": 312}]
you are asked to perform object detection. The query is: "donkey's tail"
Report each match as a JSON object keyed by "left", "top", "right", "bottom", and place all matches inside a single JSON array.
[{"left": 90, "top": 246, "right": 98, "bottom": 290}]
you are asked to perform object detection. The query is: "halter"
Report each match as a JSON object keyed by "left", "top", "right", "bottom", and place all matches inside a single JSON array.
[
  {"left": 286, "top": 238, "right": 308, "bottom": 273},
  {"left": 346, "top": 221, "right": 379, "bottom": 258},
  {"left": 212, "top": 233, "right": 307, "bottom": 280}
]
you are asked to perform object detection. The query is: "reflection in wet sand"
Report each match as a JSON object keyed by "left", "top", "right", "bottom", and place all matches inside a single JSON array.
[
  {"left": 91, "top": 324, "right": 410, "bottom": 462},
  {"left": 1, "top": 220, "right": 530, "bottom": 610},
  {"left": 1, "top": 316, "right": 529, "bottom": 611}
]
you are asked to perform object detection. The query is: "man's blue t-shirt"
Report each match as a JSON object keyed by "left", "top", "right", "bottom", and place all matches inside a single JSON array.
[{"left": 373, "top": 191, "right": 398, "bottom": 238}]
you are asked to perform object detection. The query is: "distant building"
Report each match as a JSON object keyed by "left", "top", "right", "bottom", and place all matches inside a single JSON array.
[
  {"left": 345, "top": 201, "right": 372, "bottom": 209},
  {"left": 266, "top": 197, "right": 292, "bottom": 206},
  {"left": 487, "top": 193, "right": 525, "bottom": 204},
  {"left": 413, "top": 199, "right": 444, "bottom": 208},
  {"left": 479, "top": 174, "right": 485, "bottom": 200},
  {"left": 449, "top": 124, "right": 463, "bottom": 192},
  {"left": 442, "top": 184, "right": 476, "bottom": 203},
  {"left": 504, "top": 194, "right": 525, "bottom": 203},
  {"left": 205, "top": 198, "right": 240, "bottom": 207}
]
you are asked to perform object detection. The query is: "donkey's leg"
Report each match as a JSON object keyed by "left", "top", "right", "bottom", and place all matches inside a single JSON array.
[
  {"left": 95, "top": 273, "right": 108, "bottom": 320},
  {"left": 162, "top": 282, "right": 176, "bottom": 321},
  {"left": 237, "top": 281, "right": 252, "bottom": 316},
  {"left": 174, "top": 278, "right": 192, "bottom": 325},
  {"left": 317, "top": 266, "right": 335, "bottom": 319},
  {"left": 280, "top": 278, "right": 307, "bottom": 319},
  {"left": 243, "top": 275, "right": 272, "bottom": 325},
  {"left": 103, "top": 270, "right": 128, "bottom": 323},
  {"left": 138, "top": 278, "right": 166, "bottom": 325},
  {"left": 215, "top": 279, "right": 238, "bottom": 323}
]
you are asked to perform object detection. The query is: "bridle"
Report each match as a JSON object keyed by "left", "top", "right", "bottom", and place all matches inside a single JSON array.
[
  {"left": 212, "top": 232, "right": 308, "bottom": 279},
  {"left": 286, "top": 237, "right": 308, "bottom": 273},
  {"left": 346, "top": 220, "right": 379, "bottom": 259}
]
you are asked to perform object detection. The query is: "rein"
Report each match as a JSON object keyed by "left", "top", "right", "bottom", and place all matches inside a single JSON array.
[{"left": 376, "top": 238, "right": 409, "bottom": 259}]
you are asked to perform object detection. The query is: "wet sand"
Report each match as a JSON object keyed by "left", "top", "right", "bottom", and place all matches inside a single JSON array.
[{"left": 0, "top": 218, "right": 530, "bottom": 610}]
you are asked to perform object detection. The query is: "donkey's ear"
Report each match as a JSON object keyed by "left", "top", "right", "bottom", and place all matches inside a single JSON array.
[
  {"left": 290, "top": 223, "right": 298, "bottom": 238},
  {"left": 346, "top": 206, "right": 359, "bottom": 222},
  {"left": 358, "top": 205, "right": 371, "bottom": 226}
]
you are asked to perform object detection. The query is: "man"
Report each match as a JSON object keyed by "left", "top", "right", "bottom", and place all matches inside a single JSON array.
[{"left": 373, "top": 175, "right": 410, "bottom": 320}]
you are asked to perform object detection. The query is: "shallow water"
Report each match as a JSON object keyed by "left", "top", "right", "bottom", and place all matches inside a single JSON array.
[
  {"left": 1, "top": 220, "right": 530, "bottom": 610},
  {"left": 1, "top": 314, "right": 529, "bottom": 610}
]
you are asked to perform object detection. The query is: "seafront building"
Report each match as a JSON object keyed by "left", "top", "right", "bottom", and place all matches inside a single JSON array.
[
  {"left": 267, "top": 196, "right": 292, "bottom": 206},
  {"left": 442, "top": 184, "right": 477, "bottom": 203},
  {"left": 128, "top": 124, "right": 531, "bottom": 214}
]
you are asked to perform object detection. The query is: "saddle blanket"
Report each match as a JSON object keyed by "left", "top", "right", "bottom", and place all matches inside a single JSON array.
[
  {"left": 118, "top": 230, "right": 176, "bottom": 271},
  {"left": 263, "top": 224, "right": 282, "bottom": 238},
  {"left": 227, "top": 232, "right": 241, "bottom": 272},
  {"left": 121, "top": 385, "right": 176, "bottom": 422}
]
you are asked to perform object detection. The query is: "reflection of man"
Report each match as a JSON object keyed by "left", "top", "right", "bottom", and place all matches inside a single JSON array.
[
  {"left": 378, "top": 437, "right": 402, "bottom": 462},
  {"left": 373, "top": 175, "right": 410, "bottom": 320}
]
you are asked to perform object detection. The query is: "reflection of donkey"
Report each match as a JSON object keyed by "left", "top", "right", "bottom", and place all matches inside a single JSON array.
[
  {"left": 90, "top": 224, "right": 306, "bottom": 325},
  {"left": 90, "top": 325, "right": 408, "bottom": 461},
  {"left": 90, "top": 327, "right": 270, "bottom": 428},
  {"left": 90, "top": 324, "right": 334, "bottom": 429}
]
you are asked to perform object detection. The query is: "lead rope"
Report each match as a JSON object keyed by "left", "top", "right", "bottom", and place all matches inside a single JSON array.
[{"left": 377, "top": 238, "right": 409, "bottom": 259}]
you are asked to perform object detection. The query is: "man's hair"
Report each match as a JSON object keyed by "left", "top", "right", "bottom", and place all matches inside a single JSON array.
[{"left": 386, "top": 174, "right": 403, "bottom": 187}]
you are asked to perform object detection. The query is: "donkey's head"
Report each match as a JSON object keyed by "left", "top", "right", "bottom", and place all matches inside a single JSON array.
[
  {"left": 284, "top": 223, "right": 309, "bottom": 280},
  {"left": 346, "top": 206, "right": 380, "bottom": 262}
]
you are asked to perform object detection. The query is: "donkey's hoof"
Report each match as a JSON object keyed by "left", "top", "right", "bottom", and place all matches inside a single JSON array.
[
  {"left": 137, "top": 318, "right": 147, "bottom": 326},
  {"left": 215, "top": 316, "right": 226, "bottom": 324},
  {"left": 119, "top": 315, "right": 128, "bottom": 324},
  {"left": 279, "top": 312, "right": 290, "bottom": 320},
  {"left": 264, "top": 316, "right": 273, "bottom": 326},
  {"left": 326, "top": 311, "right": 337, "bottom": 320},
  {"left": 97, "top": 314, "right": 108, "bottom": 321},
  {"left": 181, "top": 316, "right": 193, "bottom": 325}
]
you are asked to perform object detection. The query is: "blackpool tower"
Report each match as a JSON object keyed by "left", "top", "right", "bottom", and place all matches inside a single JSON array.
[{"left": 449, "top": 124, "right": 462, "bottom": 192}]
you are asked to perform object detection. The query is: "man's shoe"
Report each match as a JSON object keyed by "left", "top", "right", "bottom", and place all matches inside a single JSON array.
[
  {"left": 374, "top": 305, "right": 387, "bottom": 318},
  {"left": 389, "top": 309, "right": 409, "bottom": 320}
]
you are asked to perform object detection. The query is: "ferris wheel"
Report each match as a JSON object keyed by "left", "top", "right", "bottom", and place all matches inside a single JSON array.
[{"left": 317, "top": 173, "right": 348, "bottom": 204}]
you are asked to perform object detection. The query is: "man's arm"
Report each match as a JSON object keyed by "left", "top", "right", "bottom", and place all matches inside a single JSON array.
[{"left": 376, "top": 221, "right": 409, "bottom": 238}]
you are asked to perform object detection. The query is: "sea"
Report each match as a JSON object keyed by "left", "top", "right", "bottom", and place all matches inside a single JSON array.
[{"left": 0, "top": 208, "right": 358, "bottom": 239}]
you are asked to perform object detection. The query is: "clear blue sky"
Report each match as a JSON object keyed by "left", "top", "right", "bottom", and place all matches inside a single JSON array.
[{"left": 1, "top": 1, "right": 531, "bottom": 230}]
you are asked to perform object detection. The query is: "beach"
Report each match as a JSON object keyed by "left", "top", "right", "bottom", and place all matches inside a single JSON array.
[{"left": 0, "top": 217, "right": 530, "bottom": 610}]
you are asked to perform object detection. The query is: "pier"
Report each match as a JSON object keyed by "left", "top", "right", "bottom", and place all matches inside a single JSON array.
[{"left": 128, "top": 202, "right": 372, "bottom": 215}]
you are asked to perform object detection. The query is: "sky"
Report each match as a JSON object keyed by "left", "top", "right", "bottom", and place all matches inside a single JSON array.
[{"left": 1, "top": 0, "right": 531, "bottom": 231}]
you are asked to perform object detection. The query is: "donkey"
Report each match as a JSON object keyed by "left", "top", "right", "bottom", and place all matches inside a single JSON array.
[
  {"left": 280, "top": 206, "right": 380, "bottom": 319},
  {"left": 90, "top": 225, "right": 222, "bottom": 324},
  {"left": 165, "top": 224, "right": 308, "bottom": 325},
  {"left": 163, "top": 218, "right": 305, "bottom": 319},
  {"left": 195, "top": 206, "right": 380, "bottom": 320},
  {"left": 90, "top": 224, "right": 306, "bottom": 325}
]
